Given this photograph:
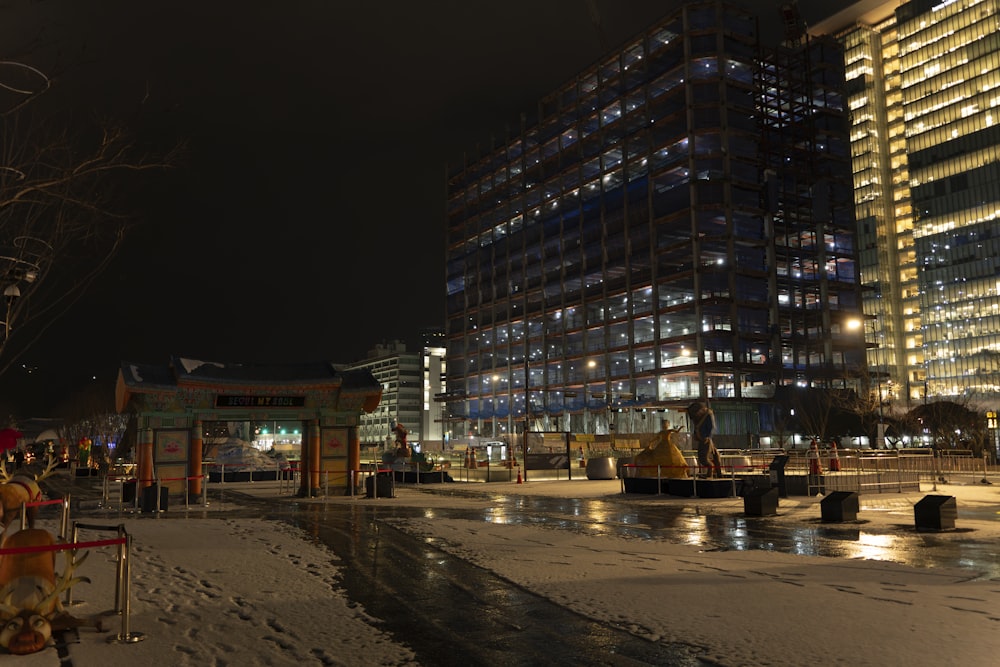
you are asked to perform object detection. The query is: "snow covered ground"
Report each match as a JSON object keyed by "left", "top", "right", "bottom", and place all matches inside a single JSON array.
[{"left": 8, "top": 478, "right": 1000, "bottom": 666}]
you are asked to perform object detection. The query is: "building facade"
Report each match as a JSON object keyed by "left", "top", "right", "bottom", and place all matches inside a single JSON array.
[
  {"left": 444, "top": 1, "right": 865, "bottom": 444},
  {"left": 348, "top": 339, "right": 446, "bottom": 452},
  {"left": 814, "top": 0, "right": 1000, "bottom": 409}
]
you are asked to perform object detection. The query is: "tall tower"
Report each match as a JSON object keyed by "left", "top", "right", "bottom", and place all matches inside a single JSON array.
[
  {"left": 444, "top": 1, "right": 864, "bottom": 445},
  {"left": 815, "top": 0, "right": 1000, "bottom": 408}
]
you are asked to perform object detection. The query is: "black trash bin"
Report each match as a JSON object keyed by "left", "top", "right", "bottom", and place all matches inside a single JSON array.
[
  {"left": 365, "top": 473, "right": 394, "bottom": 499},
  {"left": 122, "top": 479, "right": 137, "bottom": 504},
  {"left": 769, "top": 454, "right": 790, "bottom": 498},
  {"left": 141, "top": 484, "right": 168, "bottom": 513},
  {"left": 914, "top": 494, "right": 956, "bottom": 531},
  {"left": 744, "top": 487, "right": 779, "bottom": 516},
  {"left": 821, "top": 491, "right": 860, "bottom": 522}
]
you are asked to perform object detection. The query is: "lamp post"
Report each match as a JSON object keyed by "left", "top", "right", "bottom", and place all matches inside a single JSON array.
[
  {"left": 848, "top": 316, "right": 884, "bottom": 448},
  {"left": 1, "top": 236, "right": 46, "bottom": 343}
]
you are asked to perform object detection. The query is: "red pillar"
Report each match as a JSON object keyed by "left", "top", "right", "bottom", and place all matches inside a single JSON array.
[
  {"left": 308, "top": 419, "right": 321, "bottom": 496},
  {"left": 190, "top": 419, "right": 203, "bottom": 496},
  {"left": 298, "top": 422, "right": 310, "bottom": 497},
  {"left": 348, "top": 424, "right": 360, "bottom": 494},
  {"left": 137, "top": 427, "right": 154, "bottom": 489}
]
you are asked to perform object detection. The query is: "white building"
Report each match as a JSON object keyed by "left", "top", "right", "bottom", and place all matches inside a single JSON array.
[{"left": 348, "top": 335, "right": 447, "bottom": 454}]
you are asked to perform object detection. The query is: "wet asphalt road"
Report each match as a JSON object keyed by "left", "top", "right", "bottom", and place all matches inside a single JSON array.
[{"left": 216, "top": 487, "right": 1000, "bottom": 666}]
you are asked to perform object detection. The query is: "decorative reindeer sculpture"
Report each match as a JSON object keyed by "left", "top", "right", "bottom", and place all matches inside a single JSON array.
[
  {"left": 0, "top": 455, "right": 59, "bottom": 531},
  {"left": 0, "top": 528, "right": 100, "bottom": 655}
]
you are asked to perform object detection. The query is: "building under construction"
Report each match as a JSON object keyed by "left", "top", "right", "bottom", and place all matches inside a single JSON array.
[{"left": 443, "top": 1, "right": 865, "bottom": 446}]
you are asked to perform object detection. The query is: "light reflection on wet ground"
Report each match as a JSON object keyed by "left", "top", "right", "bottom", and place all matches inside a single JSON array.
[
  {"left": 415, "top": 490, "right": 1000, "bottom": 579},
  {"left": 201, "top": 485, "right": 998, "bottom": 664}
]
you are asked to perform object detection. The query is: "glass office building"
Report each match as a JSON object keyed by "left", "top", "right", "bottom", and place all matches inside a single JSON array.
[
  {"left": 818, "top": 0, "right": 1000, "bottom": 407},
  {"left": 444, "top": 1, "right": 865, "bottom": 442}
]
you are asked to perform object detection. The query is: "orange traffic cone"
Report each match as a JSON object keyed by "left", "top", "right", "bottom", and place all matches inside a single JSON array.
[
  {"left": 829, "top": 441, "right": 841, "bottom": 472},
  {"left": 808, "top": 439, "right": 823, "bottom": 475},
  {"left": 516, "top": 467, "right": 523, "bottom": 484}
]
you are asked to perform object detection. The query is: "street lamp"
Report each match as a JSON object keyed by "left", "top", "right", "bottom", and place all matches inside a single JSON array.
[
  {"left": 1, "top": 236, "right": 46, "bottom": 341},
  {"left": 847, "top": 316, "right": 884, "bottom": 447}
]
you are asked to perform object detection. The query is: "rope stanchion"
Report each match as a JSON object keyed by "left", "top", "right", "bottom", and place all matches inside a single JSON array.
[
  {"left": 67, "top": 522, "right": 145, "bottom": 645},
  {"left": 20, "top": 497, "right": 65, "bottom": 530}
]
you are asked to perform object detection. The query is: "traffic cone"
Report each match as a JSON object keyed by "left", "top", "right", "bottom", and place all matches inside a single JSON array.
[
  {"left": 829, "top": 441, "right": 841, "bottom": 472},
  {"left": 516, "top": 466, "right": 523, "bottom": 484},
  {"left": 808, "top": 439, "right": 823, "bottom": 475}
]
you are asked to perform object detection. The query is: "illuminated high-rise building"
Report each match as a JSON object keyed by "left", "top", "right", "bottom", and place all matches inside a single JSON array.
[
  {"left": 814, "top": 0, "right": 1000, "bottom": 407},
  {"left": 444, "top": 1, "right": 864, "bottom": 445}
]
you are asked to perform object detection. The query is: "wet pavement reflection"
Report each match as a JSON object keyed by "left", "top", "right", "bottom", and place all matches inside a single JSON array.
[
  {"left": 411, "top": 490, "right": 1000, "bottom": 579},
  {"left": 219, "top": 487, "right": 999, "bottom": 665}
]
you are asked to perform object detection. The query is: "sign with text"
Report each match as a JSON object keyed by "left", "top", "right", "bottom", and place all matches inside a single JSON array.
[
  {"left": 524, "top": 453, "right": 570, "bottom": 471},
  {"left": 215, "top": 395, "right": 306, "bottom": 408}
]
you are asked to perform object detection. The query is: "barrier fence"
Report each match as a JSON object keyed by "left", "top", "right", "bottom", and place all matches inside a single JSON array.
[
  {"left": 101, "top": 474, "right": 209, "bottom": 513},
  {"left": 77, "top": 447, "right": 994, "bottom": 508},
  {"left": 22, "top": 496, "right": 70, "bottom": 537},
  {"left": 610, "top": 447, "right": 992, "bottom": 496}
]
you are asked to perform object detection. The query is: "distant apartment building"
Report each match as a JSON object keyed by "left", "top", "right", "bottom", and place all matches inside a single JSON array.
[
  {"left": 348, "top": 337, "right": 447, "bottom": 452},
  {"left": 420, "top": 329, "right": 448, "bottom": 448},
  {"left": 444, "top": 1, "right": 865, "bottom": 443},
  {"left": 813, "top": 0, "right": 1000, "bottom": 408}
]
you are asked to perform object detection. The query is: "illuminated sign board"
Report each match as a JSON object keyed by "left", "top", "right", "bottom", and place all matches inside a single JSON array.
[{"left": 215, "top": 395, "right": 306, "bottom": 408}]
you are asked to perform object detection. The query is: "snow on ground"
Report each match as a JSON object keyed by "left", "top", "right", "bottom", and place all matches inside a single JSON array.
[
  {"left": 7, "top": 478, "right": 1000, "bottom": 666},
  {"left": 14, "top": 517, "right": 417, "bottom": 667}
]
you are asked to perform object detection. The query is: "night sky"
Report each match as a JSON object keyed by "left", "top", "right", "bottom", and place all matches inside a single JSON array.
[{"left": 0, "top": 0, "right": 842, "bottom": 415}]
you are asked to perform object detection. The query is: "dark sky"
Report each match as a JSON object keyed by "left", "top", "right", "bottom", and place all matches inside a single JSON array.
[{"left": 0, "top": 0, "right": 841, "bottom": 415}]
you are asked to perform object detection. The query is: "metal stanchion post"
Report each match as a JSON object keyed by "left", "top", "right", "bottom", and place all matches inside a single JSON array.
[
  {"left": 897, "top": 452, "right": 903, "bottom": 493},
  {"left": 109, "top": 530, "right": 145, "bottom": 644},
  {"left": 60, "top": 497, "right": 70, "bottom": 540}
]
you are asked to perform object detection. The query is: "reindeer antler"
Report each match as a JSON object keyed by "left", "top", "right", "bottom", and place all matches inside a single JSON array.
[
  {"left": 0, "top": 457, "right": 10, "bottom": 483},
  {"left": 34, "top": 455, "right": 60, "bottom": 483},
  {"left": 36, "top": 549, "right": 90, "bottom": 615}
]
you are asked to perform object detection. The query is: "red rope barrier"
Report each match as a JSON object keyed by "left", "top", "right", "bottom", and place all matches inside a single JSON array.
[
  {"left": 25, "top": 498, "right": 64, "bottom": 509},
  {"left": 0, "top": 537, "right": 126, "bottom": 556}
]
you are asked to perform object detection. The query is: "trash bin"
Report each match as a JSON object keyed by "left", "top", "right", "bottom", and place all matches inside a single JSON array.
[
  {"left": 141, "top": 484, "right": 168, "bottom": 513},
  {"left": 769, "top": 454, "right": 789, "bottom": 498},
  {"left": 744, "top": 487, "right": 779, "bottom": 516},
  {"left": 914, "top": 494, "right": 956, "bottom": 531},
  {"left": 821, "top": 491, "right": 859, "bottom": 523},
  {"left": 365, "top": 473, "right": 394, "bottom": 498},
  {"left": 122, "top": 479, "right": 137, "bottom": 504}
]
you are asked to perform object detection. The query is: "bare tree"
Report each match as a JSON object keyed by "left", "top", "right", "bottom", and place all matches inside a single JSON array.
[
  {"left": 52, "top": 379, "right": 127, "bottom": 470},
  {"left": 903, "top": 400, "right": 988, "bottom": 457},
  {"left": 789, "top": 387, "right": 836, "bottom": 443},
  {"left": 0, "top": 60, "right": 180, "bottom": 376}
]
